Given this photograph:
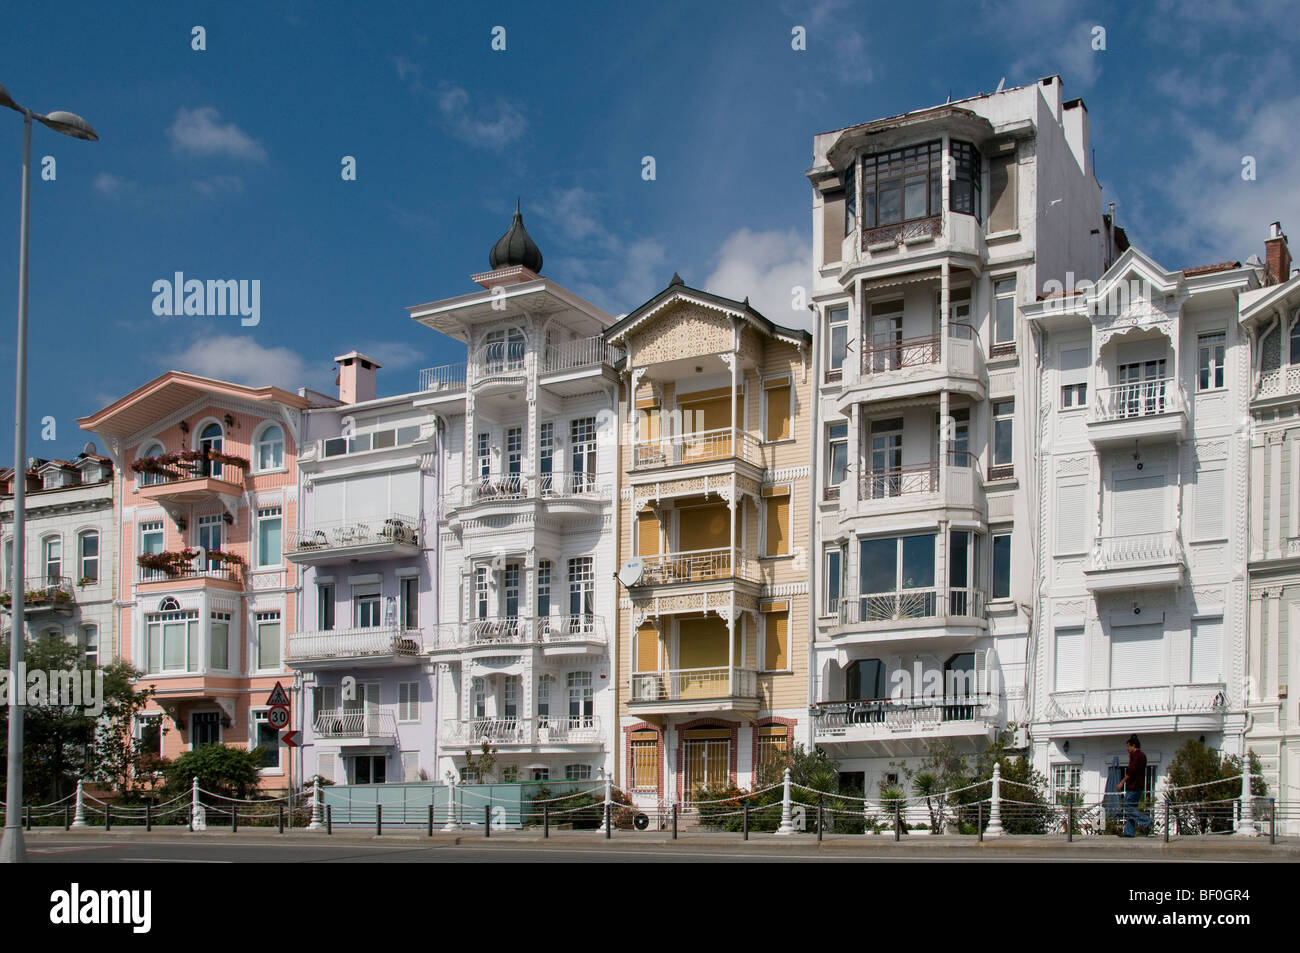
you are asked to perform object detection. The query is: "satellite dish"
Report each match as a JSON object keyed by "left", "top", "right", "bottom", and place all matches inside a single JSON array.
[{"left": 617, "top": 558, "right": 645, "bottom": 588}]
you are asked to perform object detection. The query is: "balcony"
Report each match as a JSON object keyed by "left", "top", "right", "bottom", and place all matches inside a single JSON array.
[
  {"left": 1, "top": 576, "right": 76, "bottom": 615},
  {"left": 832, "top": 587, "right": 986, "bottom": 645},
  {"left": 631, "top": 427, "right": 761, "bottom": 473},
  {"left": 136, "top": 554, "right": 243, "bottom": 592},
  {"left": 313, "top": 708, "right": 399, "bottom": 745},
  {"left": 628, "top": 666, "right": 759, "bottom": 716},
  {"left": 441, "top": 716, "right": 605, "bottom": 748},
  {"left": 428, "top": 614, "right": 608, "bottom": 658},
  {"left": 286, "top": 514, "right": 420, "bottom": 565},
  {"left": 855, "top": 452, "right": 982, "bottom": 516},
  {"left": 287, "top": 624, "right": 423, "bottom": 667},
  {"left": 811, "top": 694, "right": 999, "bottom": 747},
  {"left": 861, "top": 214, "right": 943, "bottom": 252},
  {"left": 134, "top": 450, "right": 245, "bottom": 505},
  {"left": 1084, "top": 531, "right": 1184, "bottom": 591},
  {"left": 840, "top": 326, "right": 984, "bottom": 408},
  {"left": 1087, "top": 379, "right": 1187, "bottom": 446},
  {"left": 1257, "top": 365, "right": 1300, "bottom": 402},
  {"left": 633, "top": 548, "right": 759, "bottom": 587},
  {"left": 1044, "top": 683, "right": 1229, "bottom": 735},
  {"left": 539, "top": 472, "right": 613, "bottom": 514},
  {"left": 469, "top": 341, "right": 529, "bottom": 395},
  {"left": 418, "top": 361, "right": 467, "bottom": 393}
]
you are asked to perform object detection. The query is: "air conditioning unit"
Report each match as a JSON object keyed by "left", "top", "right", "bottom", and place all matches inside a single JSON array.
[{"left": 1011, "top": 726, "right": 1030, "bottom": 749}]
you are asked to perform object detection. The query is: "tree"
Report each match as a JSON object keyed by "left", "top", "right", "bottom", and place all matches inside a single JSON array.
[
  {"left": 86, "top": 661, "right": 158, "bottom": 798},
  {"left": 1166, "top": 739, "right": 1267, "bottom": 834},
  {"left": 161, "top": 744, "right": 265, "bottom": 801},
  {"left": 897, "top": 740, "right": 971, "bottom": 833}
]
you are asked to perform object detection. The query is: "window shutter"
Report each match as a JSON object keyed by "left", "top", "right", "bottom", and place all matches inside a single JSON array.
[
  {"left": 637, "top": 509, "right": 661, "bottom": 556},
  {"left": 988, "top": 151, "right": 1017, "bottom": 232},
  {"left": 1113, "top": 474, "right": 1166, "bottom": 536},
  {"left": 1110, "top": 624, "right": 1163, "bottom": 688},
  {"left": 636, "top": 624, "right": 659, "bottom": 672},
  {"left": 822, "top": 189, "right": 845, "bottom": 264},
  {"left": 765, "top": 610, "right": 789, "bottom": 670},
  {"left": 1053, "top": 626, "right": 1084, "bottom": 691},
  {"left": 1193, "top": 466, "right": 1226, "bottom": 540},
  {"left": 765, "top": 384, "right": 791, "bottom": 441},
  {"left": 1055, "top": 480, "right": 1088, "bottom": 554},
  {"left": 1191, "top": 617, "right": 1223, "bottom": 683},
  {"left": 765, "top": 494, "right": 790, "bottom": 556},
  {"left": 318, "top": 752, "right": 338, "bottom": 783}
]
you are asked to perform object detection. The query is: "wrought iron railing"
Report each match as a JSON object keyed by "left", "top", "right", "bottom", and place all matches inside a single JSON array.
[
  {"left": 861, "top": 334, "right": 942, "bottom": 374},
  {"left": 288, "top": 514, "right": 419, "bottom": 553},
  {"left": 314, "top": 708, "right": 399, "bottom": 739},
  {"left": 542, "top": 336, "right": 623, "bottom": 373},
  {"left": 1094, "top": 379, "right": 1177, "bottom": 421},
  {"left": 835, "top": 587, "right": 985, "bottom": 626},
  {"left": 811, "top": 693, "right": 997, "bottom": 736},
  {"left": 418, "top": 362, "right": 467, "bottom": 392},
  {"left": 287, "top": 625, "right": 422, "bottom": 662}
]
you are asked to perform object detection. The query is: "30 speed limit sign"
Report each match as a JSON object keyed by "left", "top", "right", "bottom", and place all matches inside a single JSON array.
[{"left": 267, "top": 705, "right": 291, "bottom": 730}]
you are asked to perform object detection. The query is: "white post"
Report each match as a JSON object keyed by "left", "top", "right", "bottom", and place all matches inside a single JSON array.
[
  {"left": 776, "top": 766, "right": 794, "bottom": 835},
  {"left": 599, "top": 772, "right": 613, "bottom": 832},
  {"left": 307, "top": 780, "right": 323, "bottom": 831},
  {"left": 190, "top": 775, "right": 206, "bottom": 831},
  {"left": 442, "top": 781, "right": 460, "bottom": 832},
  {"left": 985, "top": 762, "right": 1004, "bottom": 837},
  {"left": 71, "top": 779, "right": 87, "bottom": 828},
  {"left": 1235, "top": 768, "right": 1257, "bottom": 837}
]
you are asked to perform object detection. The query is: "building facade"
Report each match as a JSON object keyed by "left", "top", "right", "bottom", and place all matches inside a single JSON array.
[
  {"left": 608, "top": 277, "right": 813, "bottom": 808},
  {"left": 412, "top": 209, "right": 620, "bottom": 784},
  {"left": 805, "top": 76, "right": 1111, "bottom": 795},
  {"left": 287, "top": 354, "right": 440, "bottom": 786},
  {"left": 79, "top": 373, "right": 323, "bottom": 789},
  {"left": 1240, "top": 223, "right": 1300, "bottom": 819},
  {"left": 1025, "top": 247, "right": 1254, "bottom": 802},
  {"left": 1, "top": 452, "right": 116, "bottom": 665}
]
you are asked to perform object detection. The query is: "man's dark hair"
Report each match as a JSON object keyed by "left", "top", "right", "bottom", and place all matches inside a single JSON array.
[{"left": 1126, "top": 734, "right": 1141, "bottom": 748}]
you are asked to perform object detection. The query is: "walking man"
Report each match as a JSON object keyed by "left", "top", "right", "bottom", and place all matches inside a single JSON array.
[{"left": 1117, "top": 734, "right": 1151, "bottom": 837}]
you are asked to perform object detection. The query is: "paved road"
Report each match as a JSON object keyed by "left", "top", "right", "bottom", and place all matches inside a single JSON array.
[{"left": 19, "top": 832, "right": 1295, "bottom": 863}]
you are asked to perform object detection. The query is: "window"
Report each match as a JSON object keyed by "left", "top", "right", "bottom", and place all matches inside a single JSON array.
[
  {"left": 1198, "top": 331, "right": 1226, "bottom": 391},
  {"left": 987, "top": 147, "right": 1017, "bottom": 232},
  {"left": 402, "top": 752, "right": 422, "bottom": 782},
  {"left": 538, "top": 422, "right": 554, "bottom": 493},
  {"left": 484, "top": 326, "right": 525, "bottom": 371},
  {"left": 43, "top": 536, "right": 62, "bottom": 582},
  {"left": 505, "top": 427, "right": 523, "bottom": 491},
  {"left": 568, "top": 557, "right": 594, "bottom": 621},
  {"left": 764, "top": 489, "right": 791, "bottom": 556},
  {"left": 145, "top": 608, "right": 199, "bottom": 674},
  {"left": 993, "top": 278, "right": 1016, "bottom": 349},
  {"left": 137, "top": 442, "right": 166, "bottom": 486},
  {"left": 352, "top": 755, "right": 386, "bottom": 785},
  {"left": 77, "top": 531, "right": 99, "bottom": 583},
  {"left": 1059, "top": 346, "right": 1089, "bottom": 410},
  {"left": 537, "top": 561, "right": 552, "bottom": 620},
  {"left": 475, "top": 567, "right": 488, "bottom": 620},
  {"left": 824, "top": 548, "right": 842, "bottom": 615},
  {"left": 826, "top": 422, "right": 848, "bottom": 498},
  {"left": 949, "top": 140, "right": 982, "bottom": 222},
  {"left": 476, "top": 432, "right": 490, "bottom": 480},
  {"left": 565, "top": 764, "right": 592, "bottom": 781},
  {"left": 537, "top": 674, "right": 554, "bottom": 722},
  {"left": 398, "top": 681, "right": 420, "bottom": 722},
  {"left": 846, "top": 659, "right": 886, "bottom": 701},
  {"left": 756, "top": 725, "right": 790, "bottom": 775},
  {"left": 504, "top": 677, "right": 519, "bottom": 719},
  {"left": 1190, "top": 617, "right": 1223, "bottom": 684},
  {"left": 255, "top": 611, "right": 281, "bottom": 671},
  {"left": 822, "top": 187, "right": 845, "bottom": 264},
  {"left": 472, "top": 677, "right": 486, "bottom": 718},
  {"left": 992, "top": 400, "right": 1014, "bottom": 471},
  {"left": 630, "top": 730, "right": 659, "bottom": 790},
  {"left": 763, "top": 609, "right": 789, "bottom": 671},
  {"left": 400, "top": 576, "right": 419, "bottom": 628},
  {"left": 318, "top": 584, "right": 335, "bottom": 631},
  {"left": 1116, "top": 360, "right": 1169, "bottom": 416},
  {"left": 1193, "top": 465, "right": 1226, "bottom": 540},
  {"left": 354, "top": 590, "right": 381, "bottom": 628},
  {"left": 139, "top": 520, "right": 164, "bottom": 579},
  {"left": 827, "top": 306, "right": 849, "bottom": 380},
  {"left": 81, "top": 625, "right": 99, "bottom": 667},
  {"left": 860, "top": 141, "right": 941, "bottom": 229},
  {"left": 134, "top": 713, "right": 163, "bottom": 758},
  {"left": 844, "top": 166, "right": 856, "bottom": 236},
  {"left": 948, "top": 530, "right": 981, "bottom": 615},
  {"left": 191, "top": 711, "right": 221, "bottom": 748},
  {"left": 992, "top": 533, "right": 1012, "bottom": 599},
  {"left": 858, "top": 534, "right": 936, "bottom": 618},
  {"left": 764, "top": 379, "right": 792, "bottom": 442},
  {"left": 571, "top": 417, "right": 597, "bottom": 489},
  {"left": 529, "top": 767, "right": 549, "bottom": 782},
  {"left": 255, "top": 424, "right": 285, "bottom": 471},
  {"left": 196, "top": 513, "right": 222, "bottom": 571},
  {"left": 198, "top": 614, "right": 225, "bottom": 672},
  {"left": 251, "top": 710, "right": 281, "bottom": 769},
  {"left": 502, "top": 563, "right": 521, "bottom": 621},
  {"left": 568, "top": 671, "right": 594, "bottom": 724},
  {"left": 256, "top": 506, "right": 282, "bottom": 567},
  {"left": 3, "top": 537, "right": 11, "bottom": 590},
  {"left": 1053, "top": 765, "right": 1082, "bottom": 804},
  {"left": 1291, "top": 312, "right": 1300, "bottom": 365}
]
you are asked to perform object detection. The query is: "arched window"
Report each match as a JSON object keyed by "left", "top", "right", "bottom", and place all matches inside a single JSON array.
[
  {"left": 137, "top": 441, "right": 165, "bottom": 486},
  {"left": 255, "top": 424, "right": 284, "bottom": 472},
  {"left": 483, "top": 327, "right": 526, "bottom": 372},
  {"left": 158, "top": 596, "right": 181, "bottom": 612},
  {"left": 199, "top": 423, "right": 224, "bottom": 477},
  {"left": 78, "top": 530, "right": 99, "bottom": 584}
]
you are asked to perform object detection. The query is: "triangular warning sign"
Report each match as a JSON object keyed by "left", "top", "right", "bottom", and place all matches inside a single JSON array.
[{"left": 265, "top": 682, "right": 290, "bottom": 707}]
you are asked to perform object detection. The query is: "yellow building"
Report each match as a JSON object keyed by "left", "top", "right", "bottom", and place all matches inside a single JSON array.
[{"left": 606, "top": 276, "right": 813, "bottom": 809}]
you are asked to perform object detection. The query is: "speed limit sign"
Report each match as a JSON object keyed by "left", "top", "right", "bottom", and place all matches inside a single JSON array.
[{"left": 267, "top": 705, "right": 291, "bottom": 730}]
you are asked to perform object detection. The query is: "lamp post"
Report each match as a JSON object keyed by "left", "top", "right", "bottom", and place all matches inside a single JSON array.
[{"left": 0, "top": 83, "right": 97, "bottom": 864}]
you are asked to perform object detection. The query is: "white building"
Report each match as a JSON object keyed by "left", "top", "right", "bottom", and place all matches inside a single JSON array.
[
  {"left": 1024, "top": 247, "right": 1254, "bottom": 802},
  {"left": 1, "top": 451, "right": 116, "bottom": 665},
  {"left": 288, "top": 354, "right": 441, "bottom": 785},
  {"left": 806, "top": 76, "right": 1111, "bottom": 794},
  {"left": 411, "top": 207, "right": 621, "bottom": 784}
]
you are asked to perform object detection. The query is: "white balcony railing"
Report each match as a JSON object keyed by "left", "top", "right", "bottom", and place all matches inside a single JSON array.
[
  {"left": 631, "top": 427, "right": 761, "bottom": 470},
  {"left": 636, "top": 548, "right": 758, "bottom": 585},
  {"left": 1046, "top": 683, "right": 1229, "bottom": 720},
  {"left": 630, "top": 667, "right": 758, "bottom": 703},
  {"left": 538, "top": 471, "right": 612, "bottom": 500},
  {"left": 442, "top": 718, "right": 531, "bottom": 746},
  {"left": 536, "top": 714, "right": 603, "bottom": 744},
  {"left": 472, "top": 341, "right": 529, "bottom": 385},
  {"left": 835, "top": 587, "right": 984, "bottom": 626},
  {"left": 542, "top": 336, "right": 623, "bottom": 373},
  {"left": 314, "top": 708, "right": 399, "bottom": 739},
  {"left": 417, "top": 361, "right": 468, "bottom": 392},
  {"left": 287, "top": 514, "right": 419, "bottom": 553},
  {"left": 1094, "top": 379, "right": 1178, "bottom": 421},
  {"left": 288, "top": 625, "right": 422, "bottom": 662},
  {"left": 1257, "top": 365, "right": 1300, "bottom": 400},
  {"left": 430, "top": 615, "right": 608, "bottom": 651},
  {"left": 1090, "top": 531, "right": 1181, "bottom": 570},
  {"left": 811, "top": 693, "right": 998, "bottom": 738},
  {"left": 446, "top": 473, "right": 532, "bottom": 508}
]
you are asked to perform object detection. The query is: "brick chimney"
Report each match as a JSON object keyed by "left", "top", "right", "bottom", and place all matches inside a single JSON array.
[
  {"left": 1265, "top": 221, "right": 1292, "bottom": 286},
  {"left": 333, "top": 351, "right": 380, "bottom": 404}
]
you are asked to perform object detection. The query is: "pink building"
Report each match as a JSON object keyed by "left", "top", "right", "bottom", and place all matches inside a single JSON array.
[{"left": 79, "top": 372, "right": 330, "bottom": 790}]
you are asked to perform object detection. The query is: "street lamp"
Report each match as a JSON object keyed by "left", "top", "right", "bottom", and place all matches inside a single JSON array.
[{"left": 0, "top": 82, "right": 98, "bottom": 865}]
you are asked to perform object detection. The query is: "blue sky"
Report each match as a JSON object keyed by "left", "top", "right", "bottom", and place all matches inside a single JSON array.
[{"left": 0, "top": 0, "right": 1296, "bottom": 461}]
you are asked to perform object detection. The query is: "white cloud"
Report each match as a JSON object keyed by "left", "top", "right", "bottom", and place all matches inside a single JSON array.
[
  {"left": 160, "top": 335, "right": 321, "bottom": 391},
  {"left": 788, "top": 0, "right": 873, "bottom": 85},
  {"left": 703, "top": 228, "right": 812, "bottom": 331},
  {"left": 167, "top": 107, "right": 267, "bottom": 161},
  {"left": 192, "top": 174, "right": 245, "bottom": 197},
  {"left": 92, "top": 172, "right": 136, "bottom": 198},
  {"left": 435, "top": 82, "right": 527, "bottom": 149}
]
